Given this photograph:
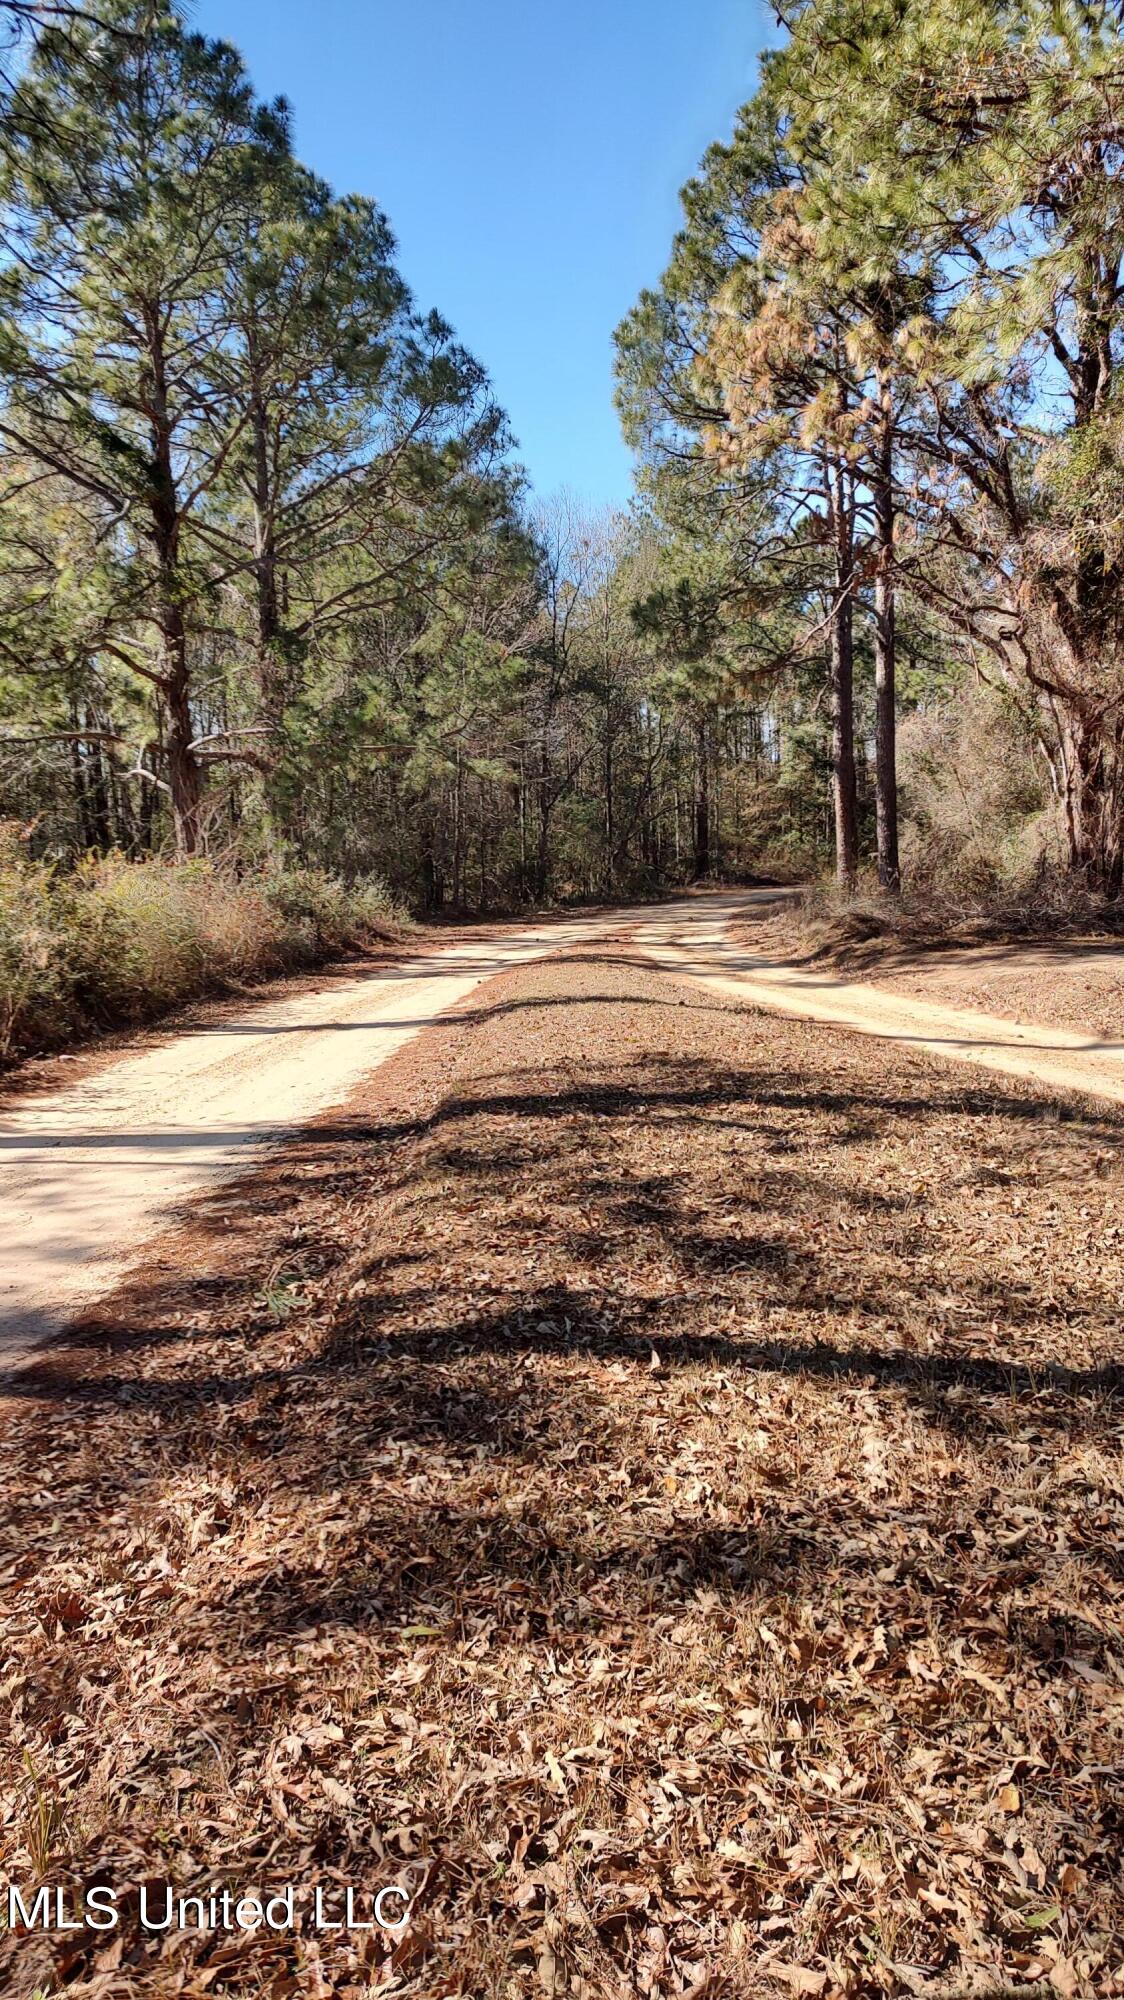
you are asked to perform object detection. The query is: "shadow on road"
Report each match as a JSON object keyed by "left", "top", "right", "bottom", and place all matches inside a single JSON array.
[{"left": 3, "top": 951, "right": 1122, "bottom": 1997}]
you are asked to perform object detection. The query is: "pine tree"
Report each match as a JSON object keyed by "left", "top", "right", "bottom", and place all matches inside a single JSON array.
[
  {"left": 0, "top": 0, "right": 289, "bottom": 850},
  {"left": 776, "top": 0, "right": 1124, "bottom": 890}
]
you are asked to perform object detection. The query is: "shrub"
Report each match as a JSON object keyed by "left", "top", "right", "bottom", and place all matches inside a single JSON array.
[
  {"left": 896, "top": 683, "right": 1058, "bottom": 902},
  {"left": 0, "top": 831, "right": 67, "bottom": 1057},
  {"left": 259, "top": 864, "right": 401, "bottom": 956},
  {"left": 0, "top": 847, "right": 407, "bottom": 1067}
]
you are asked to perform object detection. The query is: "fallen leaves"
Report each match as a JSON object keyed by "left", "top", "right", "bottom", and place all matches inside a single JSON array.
[{"left": 1, "top": 953, "right": 1122, "bottom": 1999}]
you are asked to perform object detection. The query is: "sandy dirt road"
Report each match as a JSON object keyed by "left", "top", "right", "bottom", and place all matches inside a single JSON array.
[
  {"left": 0, "top": 911, "right": 639, "bottom": 1360},
  {"left": 637, "top": 893, "right": 1124, "bottom": 1106},
  {"left": 3, "top": 887, "right": 1123, "bottom": 1365}
]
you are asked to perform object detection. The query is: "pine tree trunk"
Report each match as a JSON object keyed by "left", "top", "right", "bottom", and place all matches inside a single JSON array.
[
  {"left": 251, "top": 372, "right": 286, "bottom": 733},
  {"left": 165, "top": 656, "right": 203, "bottom": 857},
  {"left": 694, "top": 714, "right": 710, "bottom": 877},
  {"left": 68, "top": 704, "right": 94, "bottom": 852},
  {"left": 535, "top": 735, "right": 551, "bottom": 899},
  {"left": 249, "top": 362, "right": 298, "bottom": 836},
  {"left": 873, "top": 373, "right": 900, "bottom": 894},
  {"left": 535, "top": 810, "right": 550, "bottom": 901},
  {"left": 251, "top": 389, "right": 281, "bottom": 663},
  {"left": 85, "top": 709, "right": 112, "bottom": 851},
  {"left": 452, "top": 746, "right": 466, "bottom": 907},
  {"left": 146, "top": 307, "right": 203, "bottom": 856},
  {"left": 829, "top": 453, "right": 858, "bottom": 893},
  {"left": 518, "top": 747, "right": 528, "bottom": 897},
  {"left": 604, "top": 710, "right": 614, "bottom": 893}
]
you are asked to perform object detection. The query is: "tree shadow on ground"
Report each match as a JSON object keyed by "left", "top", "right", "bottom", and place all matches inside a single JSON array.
[
  {"left": 4, "top": 965, "right": 1123, "bottom": 2000},
  {"left": 9, "top": 1047, "right": 1122, "bottom": 1433}
]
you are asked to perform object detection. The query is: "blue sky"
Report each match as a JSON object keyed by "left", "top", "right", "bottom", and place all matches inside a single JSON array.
[{"left": 189, "top": 0, "right": 774, "bottom": 508}]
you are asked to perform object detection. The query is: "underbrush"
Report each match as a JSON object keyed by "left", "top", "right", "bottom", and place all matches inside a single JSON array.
[
  {"left": 796, "top": 860, "right": 1124, "bottom": 972},
  {"left": 794, "top": 682, "right": 1124, "bottom": 965},
  {"left": 0, "top": 840, "right": 406, "bottom": 1065}
]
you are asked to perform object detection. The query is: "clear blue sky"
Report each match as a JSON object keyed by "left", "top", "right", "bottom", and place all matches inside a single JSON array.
[{"left": 189, "top": 0, "right": 774, "bottom": 508}]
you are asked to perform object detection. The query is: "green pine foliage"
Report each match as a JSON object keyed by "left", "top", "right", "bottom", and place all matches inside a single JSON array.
[
  {"left": 1, "top": 0, "right": 1122, "bottom": 1065},
  {"left": 614, "top": 0, "right": 1124, "bottom": 900}
]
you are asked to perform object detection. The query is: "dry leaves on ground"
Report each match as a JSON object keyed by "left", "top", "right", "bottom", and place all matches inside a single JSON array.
[{"left": 1, "top": 949, "right": 1122, "bottom": 1999}]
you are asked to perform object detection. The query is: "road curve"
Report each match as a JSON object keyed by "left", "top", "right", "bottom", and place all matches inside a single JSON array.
[
  {"left": 0, "top": 907, "right": 648, "bottom": 1363},
  {"left": 638, "top": 895, "right": 1124, "bottom": 1107},
  {"left": 4, "top": 890, "right": 1123, "bottom": 1367}
]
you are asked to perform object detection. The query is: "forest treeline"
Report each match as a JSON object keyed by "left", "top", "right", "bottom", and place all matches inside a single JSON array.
[
  {"left": 617, "top": 0, "right": 1124, "bottom": 905},
  {"left": 0, "top": 0, "right": 779, "bottom": 921},
  {"left": 0, "top": 0, "right": 1122, "bottom": 1015}
]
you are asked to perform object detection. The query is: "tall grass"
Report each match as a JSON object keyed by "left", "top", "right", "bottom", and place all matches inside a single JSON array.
[{"left": 0, "top": 837, "right": 406, "bottom": 1065}]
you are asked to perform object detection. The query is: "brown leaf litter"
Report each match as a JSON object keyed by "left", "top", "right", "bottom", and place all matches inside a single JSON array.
[{"left": 1, "top": 945, "right": 1122, "bottom": 1998}]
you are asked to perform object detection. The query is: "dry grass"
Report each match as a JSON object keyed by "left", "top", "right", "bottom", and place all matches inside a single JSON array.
[
  {"left": 0, "top": 843, "right": 405, "bottom": 1064},
  {"left": 793, "top": 873, "right": 1124, "bottom": 972},
  {"left": 1, "top": 950, "right": 1122, "bottom": 1999}
]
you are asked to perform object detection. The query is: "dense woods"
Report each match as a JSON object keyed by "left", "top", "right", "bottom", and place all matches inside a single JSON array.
[
  {"left": 616, "top": 0, "right": 1124, "bottom": 903},
  {"left": 0, "top": 0, "right": 1122, "bottom": 1057},
  {"left": 0, "top": 0, "right": 786, "bottom": 926}
]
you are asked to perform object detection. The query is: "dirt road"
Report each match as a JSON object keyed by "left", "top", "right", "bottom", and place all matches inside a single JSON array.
[
  {"left": 638, "top": 895, "right": 1124, "bottom": 1103},
  {"left": 3, "top": 888, "right": 1123, "bottom": 1364},
  {"left": 0, "top": 910, "right": 641, "bottom": 1360},
  {"left": 3, "top": 940, "right": 1121, "bottom": 2000}
]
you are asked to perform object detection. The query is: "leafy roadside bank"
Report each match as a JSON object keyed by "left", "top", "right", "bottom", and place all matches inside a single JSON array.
[
  {"left": 726, "top": 878, "right": 1124, "bottom": 1046},
  {"left": 0, "top": 842, "right": 405, "bottom": 1066},
  {"left": 797, "top": 874, "right": 1124, "bottom": 966}
]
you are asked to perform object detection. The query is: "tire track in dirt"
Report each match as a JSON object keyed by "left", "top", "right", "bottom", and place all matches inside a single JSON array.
[
  {"left": 5, "top": 886, "right": 1122, "bottom": 1367},
  {"left": 638, "top": 898, "right": 1124, "bottom": 1109},
  {"left": 0, "top": 909, "right": 646, "bottom": 1362}
]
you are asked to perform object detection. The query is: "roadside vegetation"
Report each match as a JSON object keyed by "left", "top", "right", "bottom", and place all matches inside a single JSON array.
[
  {"left": 615, "top": 0, "right": 1124, "bottom": 914},
  {"left": 1, "top": 0, "right": 1122, "bottom": 1067},
  {"left": 1, "top": 0, "right": 1122, "bottom": 1033},
  {"left": 0, "top": 839, "right": 403, "bottom": 1063}
]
